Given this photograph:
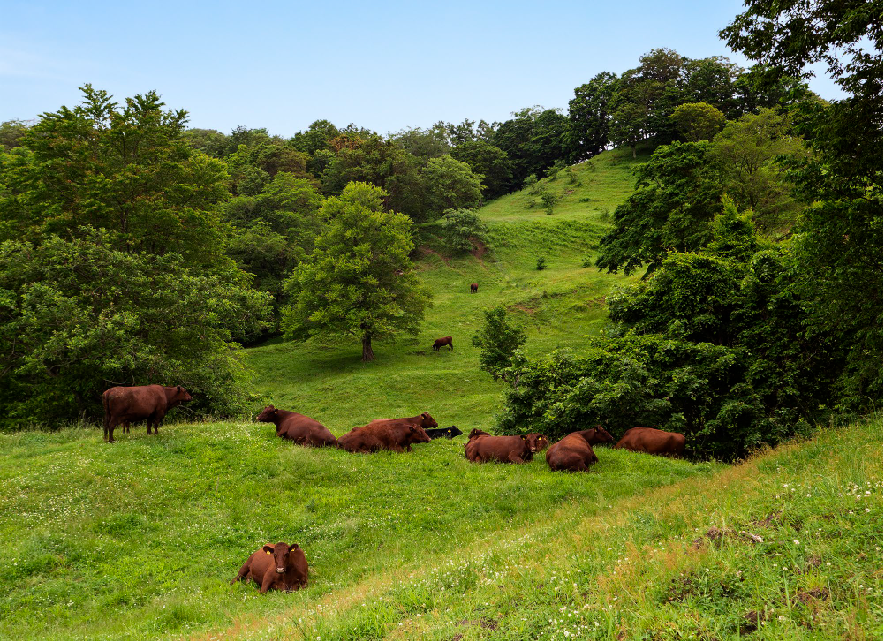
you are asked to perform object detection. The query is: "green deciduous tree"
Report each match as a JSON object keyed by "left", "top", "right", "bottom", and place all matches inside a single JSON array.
[
  {"left": 0, "top": 229, "right": 272, "bottom": 427},
  {"left": 471, "top": 305, "right": 527, "bottom": 384},
  {"left": 450, "top": 140, "right": 514, "bottom": 199},
  {"left": 568, "top": 71, "right": 619, "bottom": 159},
  {"left": 670, "top": 102, "right": 726, "bottom": 142},
  {"left": 281, "top": 182, "right": 431, "bottom": 361},
  {"left": 0, "top": 85, "right": 230, "bottom": 269},
  {"left": 596, "top": 141, "right": 723, "bottom": 276},
  {"left": 419, "top": 155, "right": 483, "bottom": 220}
]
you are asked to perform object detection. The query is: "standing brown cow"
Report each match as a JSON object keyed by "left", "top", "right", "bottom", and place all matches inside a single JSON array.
[
  {"left": 231, "top": 541, "right": 308, "bottom": 593},
  {"left": 615, "top": 427, "right": 685, "bottom": 457},
  {"left": 470, "top": 283, "right": 478, "bottom": 293},
  {"left": 433, "top": 336, "right": 453, "bottom": 351},
  {"left": 465, "top": 432, "right": 548, "bottom": 464},
  {"left": 546, "top": 426, "right": 614, "bottom": 472},
  {"left": 101, "top": 385, "right": 192, "bottom": 442},
  {"left": 256, "top": 405, "right": 337, "bottom": 447}
]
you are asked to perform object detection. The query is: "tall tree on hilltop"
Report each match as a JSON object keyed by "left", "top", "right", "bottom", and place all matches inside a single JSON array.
[
  {"left": 568, "top": 71, "right": 619, "bottom": 159},
  {"left": 282, "top": 182, "right": 431, "bottom": 362}
]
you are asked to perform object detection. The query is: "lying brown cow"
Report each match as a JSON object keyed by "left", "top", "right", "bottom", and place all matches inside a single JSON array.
[
  {"left": 231, "top": 541, "right": 308, "bottom": 593},
  {"left": 433, "top": 336, "right": 453, "bottom": 351},
  {"left": 615, "top": 427, "right": 685, "bottom": 457},
  {"left": 546, "top": 426, "right": 615, "bottom": 472},
  {"left": 101, "top": 385, "right": 192, "bottom": 443},
  {"left": 465, "top": 432, "right": 548, "bottom": 464},
  {"left": 337, "top": 422, "right": 432, "bottom": 453},
  {"left": 470, "top": 282, "right": 478, "bottom": 293},
  {"left": 256, "top": 405, "right": 337, "bottom": 447}
]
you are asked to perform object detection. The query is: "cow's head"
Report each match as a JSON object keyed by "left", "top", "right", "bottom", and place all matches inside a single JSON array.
[
  {"left": 262, "top": 541, "right": 297, "bottom": 574},
  {"left": 419, "top": 412, "right": 438, "bottom": 428},
  {"left": 526, "top": 433, "right": 549, "bottom": 452},
  {"left": 467, "top": 428, "right": 489, "bottom": 441},
  {"left": 174, "top": 386, "right": 193, "bottom": 403},
  {"left": 446, "top": 426, "right": 463, "bottom": 438},
  {"left": 579, "top": 426, "right": 615, "bottom": 445},
  {"left": 408, "top": 425, "right": 432, "bottom": 444},
  {"left": 256, "top": 405, "right": 278, "bottom": 423}
]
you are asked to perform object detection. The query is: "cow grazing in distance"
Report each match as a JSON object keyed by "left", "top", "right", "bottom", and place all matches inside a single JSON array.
[
  {"left": 615, "top": 427, "right": 685, "bottom": 457},
  {"left": 546, "top": 426, "right": 615, "bottom": 472},
  {"left": 256, "top": 405, "right": 337, "bottom": 447},
  {"left": 465, "top": 432, "right": 548, "bottom": 464},
  {"left": 425, "top": 426, "right": 463, "bottom": 439},
  {"left": 433, "top": 336, "right": 453, "bottom": 351},
  {"left": 470, "top": 283, "right": 478, "bottom": 293},
  {"left": 101, "top": 385, "right": 192, "bottom": 443},
  {"left": 231, "top": 541, "right": 308, "bottom": 593},
  {"left": 337, "top": 423, "right": 431, "bottom": 453}
]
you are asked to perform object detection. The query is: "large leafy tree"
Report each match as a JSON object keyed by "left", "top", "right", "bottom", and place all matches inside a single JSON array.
[
  {"left": 596, "top": 141, "right": 723, "bottom": 275},
  {"left": 0, "top": 85, "right": 230, "bottom": 269},
  {"left": 0, "top": 230, "right": 272, "bottom": 427},
  {"left": 568, "top": 71, "right": 619, "bottom": 159},
  {"left": 721, "top": 0, "right": 883, "bottom": 408},
  {"left": 282, "top": 182, "right": 431, "bottom": 361},
  {"left": 491, "top": 107, "right": 572, "bottom": 184},
  {"left": 450, "top": 140, "right": 514, "bottom": 199}
]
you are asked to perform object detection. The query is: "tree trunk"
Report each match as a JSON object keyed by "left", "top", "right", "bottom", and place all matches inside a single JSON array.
[{"left": 361, "top": 333, "right": 375, "bottom": 362}]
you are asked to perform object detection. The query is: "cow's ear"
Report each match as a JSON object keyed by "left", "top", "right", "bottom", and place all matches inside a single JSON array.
[
  {"left": 177, "top": 385, "right": 182, "bottom": 391},
  {"left": 263, "top": 545, "right": 274, "bottom": 554}
]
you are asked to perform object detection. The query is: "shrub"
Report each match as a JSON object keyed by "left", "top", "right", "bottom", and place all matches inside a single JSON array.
[
  {"left": 536, "top": 257, "right": 547, "bottom": 270},
  {"left": 429, "top": 208, "right": 490, "bottom": 255},
  {"left": 471, "top": 306, "right": 527, "bottom": 383}
]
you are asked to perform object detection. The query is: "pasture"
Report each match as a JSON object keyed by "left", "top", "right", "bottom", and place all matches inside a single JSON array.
[{"left": 0, "top": 147, "right": 879, "bottom": 640}]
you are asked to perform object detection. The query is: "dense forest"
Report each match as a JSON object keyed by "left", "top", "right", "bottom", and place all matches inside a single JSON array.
[{"left": 0, "top": 0, "right": 879, "bottom": 459}]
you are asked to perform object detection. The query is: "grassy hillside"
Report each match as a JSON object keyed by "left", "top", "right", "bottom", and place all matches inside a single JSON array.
[
  {"left": 244, "top": 146, "right": 649, "bottom": 434},
  {"left": 2, "top": 148, "right": 878, "bottom": 640},
  {"left": 0, "top": 417, "right": 879, "bottom": 639}
]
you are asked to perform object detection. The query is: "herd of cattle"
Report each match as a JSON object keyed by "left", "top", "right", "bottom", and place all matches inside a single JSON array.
[{"left": 100, "top": 383, "right": 685, "bottom": 593}]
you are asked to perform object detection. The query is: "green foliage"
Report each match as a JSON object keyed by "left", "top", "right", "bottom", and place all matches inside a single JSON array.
[
  {"left": 282, "top": 183, "right": 432, "bottom": 361},
  {"left": 450, "top": 140, "right": 514, "bottom": 199},
  {"left": 425, "top": 208, "right": 489, "bottom": 255},
  {"left": 419, "top": 155, "right": 483, "bottom": 221},
  {"left": 670, "top": 101, "right": 726, "bottom": 142},
  {"left": 540, "top": 191, "right": 558, "bottom": 214},
  {"left": 535, "top": 256, "right": 547, "bottom": 270},
  {"left": 708, "top": 107, "right": 806, "bottom": 232},
  {"left": 0, "top": 230, "right": 272, "bottom": 427},
  {"left": 568, "top": 71, "right": 619, "bottom": 159},
  {"left": 491, "top": 107, "right": 572, "bottom": 186},
  {"left": 722, "top": 0, "right": 883, "bottom": 410},
  {"left": 471, "top": 305, "right": 527, "bottom": 383},
  {"left": 0, "top": 85, "right": 231, "bottom": 269},
  {"left": 596, "top": 141, "right": 723, "bottom": 275}
]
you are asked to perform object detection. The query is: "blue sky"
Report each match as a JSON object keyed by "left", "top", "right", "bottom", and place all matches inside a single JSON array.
[{"left": 1, "top": 0, "right": 845, "bottom": 137}]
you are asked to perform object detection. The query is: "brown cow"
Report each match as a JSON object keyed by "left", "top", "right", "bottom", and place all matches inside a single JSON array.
[
  {"left": 433, "top": 336, "right": 453, "bottom": 351},
  {"left": 231, "top": 541, "right": 308, "bottom": 593},
  {"left": 101, "top": 385, "right": 192, "bottom": 443},
  {"left": 256, "top": 405, "right": 337, "bottom": 447},
  {"left": 470, "top": 283, "right": 478, "bottom": 293},
  {"left": 337, "top": 422, "right": 431, "bottom": 453},
  {"left": 615, "top": 427, "right": 685, "bottom": 457},
  {"left": 465, "top": 432, "right": 548, "bottom": 464},
  {"left": 546, "top": 426, "right": 615, "bottom": 472},
  {"left": 467, "top": 428, "right": 490, "bottom": 440}
]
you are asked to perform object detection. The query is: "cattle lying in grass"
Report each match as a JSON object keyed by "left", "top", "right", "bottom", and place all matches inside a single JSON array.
[
  {"left": 101, "top": 385, "right": 192, "bottom": 443},
  {"left": 256, "top": 405, "right": 337, "bottom": 447},
  {"left": 425, "top": 426, "right": 463, "bottom": 439},
  {"left": 337, "top": 422, "right": 432, "bottom": 453},
  {"left": 615, "top": 427, "right": 685, "bottom": 457},
  {"left": 546, "top": 426, "right": 615, "bottom": 472},
  {"left": 433, "top": 336, "right": 453, "bottom": 351},
  {"left": 470, "top": 282, "right": 478, "bottom": 293},
  {"left": 231, "top": 541, "right": 308, "bottom": 593},
  {"left": 467, "top": 428, "right": 490, "bottom": 440},
  {"left": 465, "top": 432, "right": 548, "bottom": 464}
]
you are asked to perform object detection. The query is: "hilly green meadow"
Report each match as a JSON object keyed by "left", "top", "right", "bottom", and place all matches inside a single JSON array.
[
  {"left": 1, "top": 2, "right": 881, "bottom": 638},
  {"left": 0, "top": 149, "right": 881, "bottom": 640}
]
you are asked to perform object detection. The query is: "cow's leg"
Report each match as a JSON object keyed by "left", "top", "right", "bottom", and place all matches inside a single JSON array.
[
  {"left": 259, "top": 573, "right": 274, "bottom": 594},
  {"left": 508, "top": 453, "right": 526, "bottom": 464},
  {"left": 231, "top": 561, "right": 250, "bottom": 585}
]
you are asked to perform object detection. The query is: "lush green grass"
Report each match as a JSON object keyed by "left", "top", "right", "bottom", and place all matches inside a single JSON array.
[{"left": 1, "top": 148, "right": 879, "bottom": 640}]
